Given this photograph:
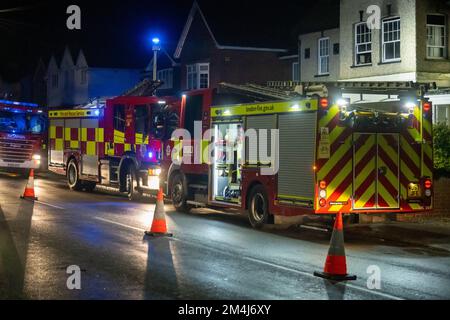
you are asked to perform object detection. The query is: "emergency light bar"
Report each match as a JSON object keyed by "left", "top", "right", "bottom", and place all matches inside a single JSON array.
[{"left": 0, "top": 99, "right": 39, "bottom": 108}]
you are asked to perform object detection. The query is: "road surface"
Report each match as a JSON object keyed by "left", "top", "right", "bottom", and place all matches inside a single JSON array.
[{"left": 1, "top": 170, "right": 449, "bottom": 300}]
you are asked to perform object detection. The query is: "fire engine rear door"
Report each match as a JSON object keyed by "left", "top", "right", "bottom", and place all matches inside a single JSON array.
[
  {"left": 353, "top": 133, "right": 377, "bottom": 210},
  {"left": 376, "top": 133, "right": 400, "bottom": 209}
]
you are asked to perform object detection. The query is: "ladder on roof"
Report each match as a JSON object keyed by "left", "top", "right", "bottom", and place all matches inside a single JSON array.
[
  {"left": 122, "top": 79, "right": 163, "bottom": 97},
  {"left": 219, "top": 82, "right": 300, "bottom": 101},
  {"left": 266, "top": 81, "right": 436, "bottom": 97}
]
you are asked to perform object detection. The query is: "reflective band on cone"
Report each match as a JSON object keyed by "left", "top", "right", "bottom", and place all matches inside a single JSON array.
[
  {"left": 314, "top": 213, "right": 356, "bottom": 281},
  {"left": 144, "top": 188, "right": 173, "bottom": 238},
  {"left": 20, "top": 169, "right": 38, "bottom": 201}
]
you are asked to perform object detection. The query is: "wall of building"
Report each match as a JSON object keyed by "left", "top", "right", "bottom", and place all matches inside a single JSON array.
[
  {"left": 339, "top": 0, "right": 417, "bottom": 81},
  {"left": 416, "top": 0, "right": 450, "bottom": 87},
  {"left": 299, "top": 28, "right": 340, "bottom": 82}
]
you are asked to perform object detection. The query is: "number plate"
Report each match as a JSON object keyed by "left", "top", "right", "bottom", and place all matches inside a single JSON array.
[{"left": 407, "top": 183, "right": 421, "bottom": 199}]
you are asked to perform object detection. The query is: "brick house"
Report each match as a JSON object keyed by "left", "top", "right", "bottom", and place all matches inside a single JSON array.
[{"left": 172, "top": 1, "right": 293, "bottom": 92}]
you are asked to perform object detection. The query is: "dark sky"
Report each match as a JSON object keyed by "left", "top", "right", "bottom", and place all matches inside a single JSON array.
[{"left": 0, "top": 0, "right": 339, "bottom": 81}]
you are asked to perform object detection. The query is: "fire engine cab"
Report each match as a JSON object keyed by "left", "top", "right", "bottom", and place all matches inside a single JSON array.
[
  {"left": 47, "top": 94, "right": 173, "bottom": 199},
  {"left": 0, "top": 99, "right": 46, "bottom": 171},
  {"left": 161, "top": 82, "right": 434, "bottom": 228}
]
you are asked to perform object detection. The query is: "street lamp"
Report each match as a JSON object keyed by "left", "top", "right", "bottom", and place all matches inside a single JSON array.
[{"left": 152, "top": 37, "right": 161, "bottom": 81}]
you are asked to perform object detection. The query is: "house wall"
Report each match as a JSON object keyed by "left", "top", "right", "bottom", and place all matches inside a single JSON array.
[
  {"left": 299, "top": 28, "right": 340, "bottom": 82},
  {"left": 339, "top": 0, "right": 417, "bottom": 81},
  {"left": 416, "top": 0, "right": 450, "bottom": 87},
  {"left": 178, "top": 9, "right": 291, "bottom": 90}
]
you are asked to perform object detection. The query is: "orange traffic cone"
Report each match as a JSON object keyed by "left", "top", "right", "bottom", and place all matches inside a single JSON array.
[
  {"left": 21, "top": 169, "right": 38, "bottom": 201},
  {"left": 144, "top": 188, "right": 173, "bottom": 237},
  {"left": 314, "top": 213, "right": 356, "bottom": 281}
]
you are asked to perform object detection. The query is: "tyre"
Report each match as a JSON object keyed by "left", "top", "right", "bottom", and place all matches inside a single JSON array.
[
  {"left": 170, "top": 173, "right": 192, "bottom": 213},
  {"left": 125, "top": 164, "right": 142, "bottom": 201},
  {"left": 67, "top": 159, "right": 83, "bottom": 191},
  {"left": 83, "top": 181, "right": 97, "bottom": 192},
  {"left": 248, "top": 185, "right": 271, "bottom": 229}
]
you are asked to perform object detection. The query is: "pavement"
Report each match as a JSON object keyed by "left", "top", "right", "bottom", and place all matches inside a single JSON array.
[{"left": 1, "top": 170, "right": 450, "bottom": 300}]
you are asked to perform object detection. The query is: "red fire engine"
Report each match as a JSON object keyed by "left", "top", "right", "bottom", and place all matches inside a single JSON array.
[
  {"left": 159, "top": 82, "right": 434, "bottom": 228},
  {"left": 0, "top": 99, "right": 46, "bottom": 171},
  {"left": 47, "top": 83, "right": 176, "bottom": 198}
]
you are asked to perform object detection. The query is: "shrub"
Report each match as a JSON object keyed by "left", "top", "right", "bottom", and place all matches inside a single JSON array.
[{"left": 434, "top": 123, "right": 450, "bottom": 179}]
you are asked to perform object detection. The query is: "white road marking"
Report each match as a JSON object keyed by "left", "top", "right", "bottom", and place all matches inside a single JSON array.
[
  {"left": 33, "top": 200, "right": 65, "bottom": 210},
  {"left": 93, "top": 216, "right": 405, "bottom": 301},
  {"left": 94, "top": 217, "right": 146, "bottom": 233}
]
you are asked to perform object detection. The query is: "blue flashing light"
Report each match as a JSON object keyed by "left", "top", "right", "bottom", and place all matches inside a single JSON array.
[
  {"left": 94, "top": 110, "right": 100, "bottom": 116},
  {"left": 148, "top": 152, "right": 153, "bottom": 159},
  {"left": 152, "top": 37, "right": 160, "bottom": 45},
  {"left": 0, "top": 99, "right": 38, "bottom": 108}
]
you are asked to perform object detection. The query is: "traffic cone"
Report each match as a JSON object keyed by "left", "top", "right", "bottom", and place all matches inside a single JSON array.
[
  {"left": 21, "top": 169, "right": 38, "bottom": 201},
  {"left": 144, "top": 188, "right": 173, "bottom": 237},
  {"left": 314, "top": 213, "right": 356, "bottom": 281}
]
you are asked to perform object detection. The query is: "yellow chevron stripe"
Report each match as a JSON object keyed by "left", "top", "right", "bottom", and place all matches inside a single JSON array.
[
  {"left": 317, "top": 135, "right": 352, "bottom": 180},
  {"left": 401, "top": 137, "right": 420, "bottom": 168},
  {"left": 327, "top": 159, "right": 352, "bottom": 197},
  {"left": 378, "top": 135, "right": 398, "bottom": 165},
  {"left": 378, "top": 184, "right": 398, "bottom": 208},
  {"left": 355, "top": 181, "right": 376, "bottom": 209},
  {"left": 329, "top": 126, "right": 345, "bottom": 146},
  {"left": 319, "top": 106, "right": 339, "bottom": 128}
]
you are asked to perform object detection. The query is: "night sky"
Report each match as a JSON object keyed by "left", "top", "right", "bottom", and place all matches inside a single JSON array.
[{"left": 0, "top": 0, "right": 339, "bottom": 81}]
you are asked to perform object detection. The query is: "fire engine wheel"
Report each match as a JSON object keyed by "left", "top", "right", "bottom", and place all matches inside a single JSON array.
[
  {"left": 171, "top": 174, "right": 192, "bottom": 213},
  {"left": 125, "top": 165, "right": 143, "bottom": 201},
  {"left": 82, "top": 182, "right": 97, "bottom": 192},
  {"left": 248, "top": 185, "right": 270, "bottom": 229},
  {"left": 67, "top": 160, "right": 83, "bottom": 191}
]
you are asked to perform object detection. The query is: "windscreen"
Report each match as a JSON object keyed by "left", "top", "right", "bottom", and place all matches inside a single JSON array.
[{"left": 0, "top": 110, "right": 46, "bottom": 134}]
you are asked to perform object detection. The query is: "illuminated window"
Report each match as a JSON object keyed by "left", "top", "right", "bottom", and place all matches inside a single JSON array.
[
  {"left": 427, "top": 14, "right": 447, "bottom": 59},
  {"left": 318, "top": 37, "right": 330, "bottom": 75},
  {"left": 382, "top": 17, "right": 401, "bottom": 62},
  {"left": 355, "top": 22, "right": 372, "bottom": 65}
]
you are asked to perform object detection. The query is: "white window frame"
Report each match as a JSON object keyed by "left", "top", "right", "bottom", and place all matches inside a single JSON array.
[
  {"left": 318, "top": 37, "right": 330, "bottom": 75},
  {"left": 427, "top": 14, "right": 447, "bottom": 59},
  {"left": 292, "top": 62, "right": 299, "bottom": 81},
  {"left": 157, "top": 68, "right": 173, "bottom": 89},
  {"left": 382, "top": 17, "right": 401, "bottom": 63},
  {"left": 354, "top": 22, "right": 372, "bottom": 66},
  {"left": 186, "top": 63, "right": 210, "bottom": 90}
]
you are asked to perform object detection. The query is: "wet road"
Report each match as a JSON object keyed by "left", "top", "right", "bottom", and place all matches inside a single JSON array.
[{"left": 1, "top": 171, "right": 450, "bottom": 300}]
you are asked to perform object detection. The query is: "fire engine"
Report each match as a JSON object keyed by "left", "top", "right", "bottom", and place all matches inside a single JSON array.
[
  {"left": 47, "top": 80, "right": 174, "bottom": 198},
  {"left": 0, "top": 99, "right": 46, "bottom": 171},
  {"left": 159, "top": 81, "right": 434, "bottom": 228}
]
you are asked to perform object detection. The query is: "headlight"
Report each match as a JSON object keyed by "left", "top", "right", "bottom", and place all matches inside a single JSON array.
[
  {"left": 32, "top": 154, "right": 41, "bottom": 160},
  {"left": 148, "top": 168, "right": 161, "bottom": 176}
]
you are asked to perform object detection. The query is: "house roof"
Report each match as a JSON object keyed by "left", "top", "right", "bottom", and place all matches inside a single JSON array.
[{"left": 174, "top": 0, "right": 340, "bottom": 59}]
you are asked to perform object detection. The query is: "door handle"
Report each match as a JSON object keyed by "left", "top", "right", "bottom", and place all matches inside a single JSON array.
[{"left": 378, "top": 166, "right": 387, "bottom": 176}]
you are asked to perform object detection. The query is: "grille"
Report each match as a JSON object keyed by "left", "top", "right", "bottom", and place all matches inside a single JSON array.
[{"left": 0, "top": 138, "right": 34, "bottom": 163}]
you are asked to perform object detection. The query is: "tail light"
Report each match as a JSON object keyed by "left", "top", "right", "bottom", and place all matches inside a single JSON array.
[
  {"left": 423, "top": 178, "right": 432, "bottom": 199},
  {"left": 319, "top": 198, "right": 327, "bottom": 207},
  {"left": 424, "top": 179, "right": 432, "bottom": 190},
  {"left": 319, "top": 181, "right": 327, "bottom": 190},
  {"left": 423, "top": 102, "right": 431, "bottom": 113},
  {"left": 320, "top": 98, "right": 329, "bottom": 109}
]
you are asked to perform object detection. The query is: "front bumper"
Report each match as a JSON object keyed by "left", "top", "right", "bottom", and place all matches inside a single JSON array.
[{"left": 0, "top": 159, "right": 41, "bottom": 169}]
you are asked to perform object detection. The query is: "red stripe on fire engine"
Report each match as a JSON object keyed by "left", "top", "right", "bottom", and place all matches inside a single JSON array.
[
  {"left": 378, "top": 147, "right": 398, "bottom": 178},
  {"left": 355, "top": 169, "right": 376, "bottom": 199},
  {"left": 328, "top": 171, "right": 352, "bottom": 202},
  {"left": 323, "top": 149, "right": 353, "bottom": 187}
]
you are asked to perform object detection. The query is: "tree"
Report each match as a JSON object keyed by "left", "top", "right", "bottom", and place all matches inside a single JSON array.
[{"left": 434, "top": 123, "right": 450, "bottom": 178}]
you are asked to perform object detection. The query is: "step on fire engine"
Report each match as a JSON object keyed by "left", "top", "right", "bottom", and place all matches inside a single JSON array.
[
  {"left": 48, "top": 80, "right": 175, "bottom": 198},
  {"left": 160, "top": 81, "right": 434, "bottom": 228},
  {"left": 0, "top": 99, "right": 47, "bottom": 171}
]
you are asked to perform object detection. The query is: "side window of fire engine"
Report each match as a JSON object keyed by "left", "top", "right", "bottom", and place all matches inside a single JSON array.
[
  {"left": 113, "top": 104, "right": 126, "bottom": 132},
  {"left": 184, "top": 94, "right": 203, "bottom": 136},
  {"left": 135, "top": 105, "right": 149, "bottom": 135}
]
